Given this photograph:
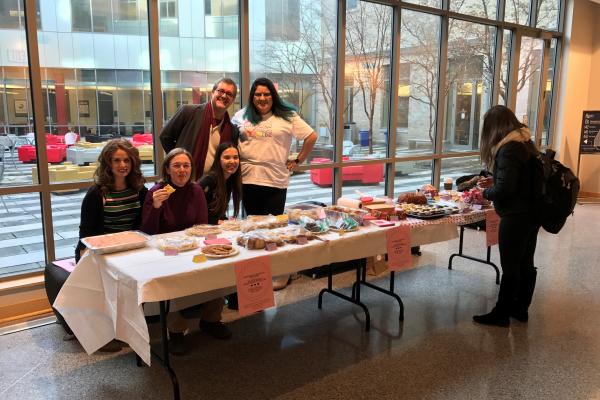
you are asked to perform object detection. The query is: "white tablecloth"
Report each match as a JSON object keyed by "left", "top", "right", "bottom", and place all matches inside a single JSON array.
[{"left": 55, "top": 217, "right": 466, "bottom": 365}]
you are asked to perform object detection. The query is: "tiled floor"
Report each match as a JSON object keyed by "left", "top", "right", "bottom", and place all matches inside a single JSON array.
[{"left": 1, "top": 204, "right": 599, "bottom": 399}]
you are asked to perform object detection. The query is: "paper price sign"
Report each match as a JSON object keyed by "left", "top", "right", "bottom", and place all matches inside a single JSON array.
[
  {"left": 485, "top": 209, "right": 500, "bottom": 247},
  {"left": 234, "top": 256, "right": 275, "bottom": 316},
  {"left": 386, "top": 225, "right": 412, "bottom": 271}
]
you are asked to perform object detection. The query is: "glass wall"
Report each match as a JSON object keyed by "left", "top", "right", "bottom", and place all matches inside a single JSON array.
[
  {"left": 248, "top": 0, "right": 337, "bottom": 205},
  {"left": 0, "top": 0, "right": 566, "bottom": 277},
  {"left": 344, "top": 1, "right": 392, "bottom": 161},
  {"left": 444, "top": 20, "right": 496, "bottom": 153},
  {"left": 515, "top": 36, "right": 544, "bottom": 134},
  {"left": 396, "top": 10, "right": 441, "bottom": 157}
]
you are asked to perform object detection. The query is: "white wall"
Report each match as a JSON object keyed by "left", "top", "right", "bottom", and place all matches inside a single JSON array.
[{"left": 556, "top": 0, "right": 600, "bottom": 195}]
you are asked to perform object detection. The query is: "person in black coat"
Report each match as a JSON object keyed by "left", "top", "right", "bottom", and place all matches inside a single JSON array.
[
  {"left": 198, "top": 142, "right": 242, "bottom": 225},
  {"left": 474, "top": 105, "right": 541, "bottom": 327},
  {"left": 199, "top": 142, "right": 242, "bottom": 310}
]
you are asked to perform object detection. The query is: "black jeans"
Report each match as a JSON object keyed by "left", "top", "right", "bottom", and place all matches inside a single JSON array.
[
  {"left": 496, "top": 213, "right": 540, "bottom": 316},
  {"left": 242, "top": 184, "right": 287, "bottom": 216}
]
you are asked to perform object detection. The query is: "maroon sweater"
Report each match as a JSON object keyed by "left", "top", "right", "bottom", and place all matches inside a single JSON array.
[{"left": 141, "top": 182, "right": 208, "bottom": 235}]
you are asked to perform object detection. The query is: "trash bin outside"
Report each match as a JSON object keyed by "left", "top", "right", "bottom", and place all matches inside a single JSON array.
[{"left": 359, "top": 130, "right": 369, "bottom": 146}]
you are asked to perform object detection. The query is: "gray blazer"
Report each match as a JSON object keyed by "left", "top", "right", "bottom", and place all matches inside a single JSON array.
[{"left": 159, "top": 103, "right": 239, "bottom": 155}]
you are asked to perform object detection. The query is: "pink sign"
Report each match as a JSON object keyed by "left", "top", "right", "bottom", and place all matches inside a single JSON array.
[
  {"left": 486, "top": 209, "right": 500, "bottom": 246},
  {"left": 53, "top": 258, "right": 76, "bottom": 273},
  {"left": 204, "top": 238, "right": 232, "bottom": 245},
  {"left": 386, "top": 225, "right": 412, "bottom": 271},
  {"left": 234, "top": 256, "right": 275, "bottom": 316}
]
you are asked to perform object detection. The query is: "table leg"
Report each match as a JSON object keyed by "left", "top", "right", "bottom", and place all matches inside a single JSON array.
[
  {"left": 318, "top": 260, "right": 371, "bottom": 331},
  {"left": 356, "top": 261, "right": 404, "bottom": 321},
  {"left": 448, "top": 225, "right": 500, "bottom": 285},
  {"left": 146, "top": 301, "right": 181, "bottom": 400}
]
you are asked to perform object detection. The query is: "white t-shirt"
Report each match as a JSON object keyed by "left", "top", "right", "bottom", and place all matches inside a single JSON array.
[{"left": 232, "top": 109, "right": 313, "bottom": 189}]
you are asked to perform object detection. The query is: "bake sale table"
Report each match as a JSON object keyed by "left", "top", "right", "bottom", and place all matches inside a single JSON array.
[{"left": 54, "top": 210, "right": 489, "bottom": 400}]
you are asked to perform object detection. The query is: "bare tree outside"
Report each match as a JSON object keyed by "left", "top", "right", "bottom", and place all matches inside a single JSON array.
[{"left": 345, "top": 1, "right": 392, "bottom": 154}]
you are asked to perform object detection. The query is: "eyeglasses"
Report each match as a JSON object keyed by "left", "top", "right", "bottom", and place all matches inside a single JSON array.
[
  {"left": 170, "top": 163, "right": 192, "bottom": 170},
  {"left": 215, "top": 88, "right": 235, "bottom": 99},
  {"left": 253, "top": 92, "right": 272, "bottom": 98}
]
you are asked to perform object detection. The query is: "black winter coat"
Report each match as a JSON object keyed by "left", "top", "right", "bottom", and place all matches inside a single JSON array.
[{"left": 483, "top": 141, "right": 537, "bottom": 218}]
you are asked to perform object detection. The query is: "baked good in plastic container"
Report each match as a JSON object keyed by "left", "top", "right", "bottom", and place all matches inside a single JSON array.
[
  {"left": 240, "top": 214, "right": 288, "bottom": 232},
  {"left": 185, "top": 224, "right": 222, "bottom": 237},
  {"left": 285, "top": 203, "right": 325, "bottom": 223},
  {"left": 81, "top": 231, "right": 150, "bottom": 254},
  {"left": 325, "top": 205, "right": 369, "bottom": 225},
  {"left": 156, "top": 236, "right": 199, "bottom": 252},
  {"left": 236, "top": 229, "right": 285, "bottom": 249}
]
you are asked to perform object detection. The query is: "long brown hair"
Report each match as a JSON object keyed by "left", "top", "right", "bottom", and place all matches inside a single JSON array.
[
  {"left": 95, "top": 139, "right": 145, "bottom": 195},
  {"left": 205, "top": 142, "right": 242, "bottom": 219},
  {"left": 480, "top": 105, "right": 527, "bottom": 169},
  {"left": 160, "top": 148, "right": 195, "bottom": 184}
]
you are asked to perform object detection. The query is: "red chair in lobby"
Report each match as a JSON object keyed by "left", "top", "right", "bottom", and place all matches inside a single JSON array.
[
  {"left": 17, "top": 144, "right": 67, "bottom": 163},
  {"left": 310, "top": 156, "right": 384, "bottom": 186},
  {"left": 131, "top": 133, "right": 153, "bottom": 147}
]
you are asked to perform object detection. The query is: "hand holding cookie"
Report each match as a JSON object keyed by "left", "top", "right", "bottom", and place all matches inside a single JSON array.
[{"left": 153, "top": 184, "right": 175, "bottom": 209}]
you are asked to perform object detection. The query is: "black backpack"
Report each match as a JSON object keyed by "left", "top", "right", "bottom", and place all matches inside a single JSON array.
[{"left": 531, "top": 149, "right": 580, "bottom": 234}]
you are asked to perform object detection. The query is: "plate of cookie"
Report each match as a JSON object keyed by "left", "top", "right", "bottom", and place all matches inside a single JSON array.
[{"left": 201, "top": 244, "right": 240, "bottom": 258}]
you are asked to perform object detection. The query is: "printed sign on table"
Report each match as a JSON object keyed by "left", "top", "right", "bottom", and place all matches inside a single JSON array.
[
  {"left": 485, "top": 209, "right": 500, "bottom": 246},
  {"left": 234, "top": 256, "right": 275, "bottom": 316},
  {"left": 386, "top": 225, "right": 412, "bottom": 271}
]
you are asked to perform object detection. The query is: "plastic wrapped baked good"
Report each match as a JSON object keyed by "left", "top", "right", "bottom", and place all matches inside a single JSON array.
[
  {"left": 185, "top": 224, "right": 222, "bottom": 237},
  {"left": 398, "top": 192, "right": 428, "bottom": 204},
  {"left": 82, "top": 231, "right": 149, "bottom": 254},
  {"left": 240, "top": 215, "right": 288, "bottom": 232},
  {"left": 156, "top": 236, "right": 199, "bottom": 252},
  {"left": 236, "top": 229, "right": 285, "bottom": 249},
  {"left": 285, "top": 203, "right": 325, "bottom": 223}
]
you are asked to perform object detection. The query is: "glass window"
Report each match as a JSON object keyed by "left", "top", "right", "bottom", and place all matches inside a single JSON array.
[
  {"left": 541, "top": 38, "right": 557, "bottom": 147},
  {"left": 341, "top": 163, "right": 387, "bottom": 199},
  {"left": 393, "top": 160, "right": 433, "bottom": 196},
  {"left": 440, "top": 155, "right": 484, "bottom": 191},
  {"left": 449, "top": 0, "right": 497, "bottom": 19},
  {"left": 249, "top": 0, "right": 337, "bottom": 189},
  {"left": 344, "top": 1, "right": 392, "bottom": 161},
  {"left": 159, "top": 0, "right": 178, "bottom": 36},
  {"left": 0, "top": 0, "right": 40, "bottom": 29},
  {"left": 0, "top": 194, "right": 44, "bottom": 277},
  {"left": 505, "top": 0, "right": 530, "bottom": 25},
  {"left": 402, "top": 0, "right": 441, "bottom": 8},
  {"left": 397, "top": 10, "right": 441, "bottom": 157},
  {"left": 266, "top": 0, "right": 300, "bottom": 41},
  {"left": 444, "top": 20, "right": 496, "bottom": 153},
  {"left": 205, "top": 0, "right": 238, "bottom": 39},
  {"left": 515, "top": 36, "right": 544, "bottom": 135},
  {"left": 112, "top": 0, "right": 147, "bottom": 35},
  {"left": 536, "top": 0, "right": 560, "bottom": 30},
  {"left": 92, "top": 0, "right": 113, "bottom": 32},
  {"left": 71, "top": 0, "right": 92, "bottom": 32},
  {"left": 498, "top": 30, "right": 512, "bottom": 106},
  {"left": 0, "top": 0, "right": 21, "bottom": 29}
]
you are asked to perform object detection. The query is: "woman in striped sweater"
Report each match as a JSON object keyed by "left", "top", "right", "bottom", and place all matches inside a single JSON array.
[{"left": 75, "top": 139, "right": 147, "bottom": 261}]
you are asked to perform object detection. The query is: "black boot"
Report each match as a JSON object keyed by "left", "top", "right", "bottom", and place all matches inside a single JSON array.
[
  {"left": 473, "top": 308, "right": 510, "bottom": 327},
  {"left": 168, "top": 332, "right": 188, "bottom": 356},
  {"left": 510, "top": 309, "right": 529, "bottom": 322}
]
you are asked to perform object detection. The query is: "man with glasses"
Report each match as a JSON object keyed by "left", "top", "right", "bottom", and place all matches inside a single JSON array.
[{"left": 160, "top": 78, "right": 240, "bottom": 177}]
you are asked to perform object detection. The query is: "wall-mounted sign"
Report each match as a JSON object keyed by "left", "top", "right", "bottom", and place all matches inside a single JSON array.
[
  {"left": 78, "top": 100, "right": 90, "bottom": 118},
  {"left": 580, "top": 111, "right": 600, "bottom": 154},
  {"left": 14, "top": 99, "right": 27, "bottom": 117}
]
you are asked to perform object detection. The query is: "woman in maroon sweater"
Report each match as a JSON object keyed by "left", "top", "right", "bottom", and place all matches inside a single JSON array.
[{"left": 141, "top": 148, "right": 231, "bottom": 355}]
